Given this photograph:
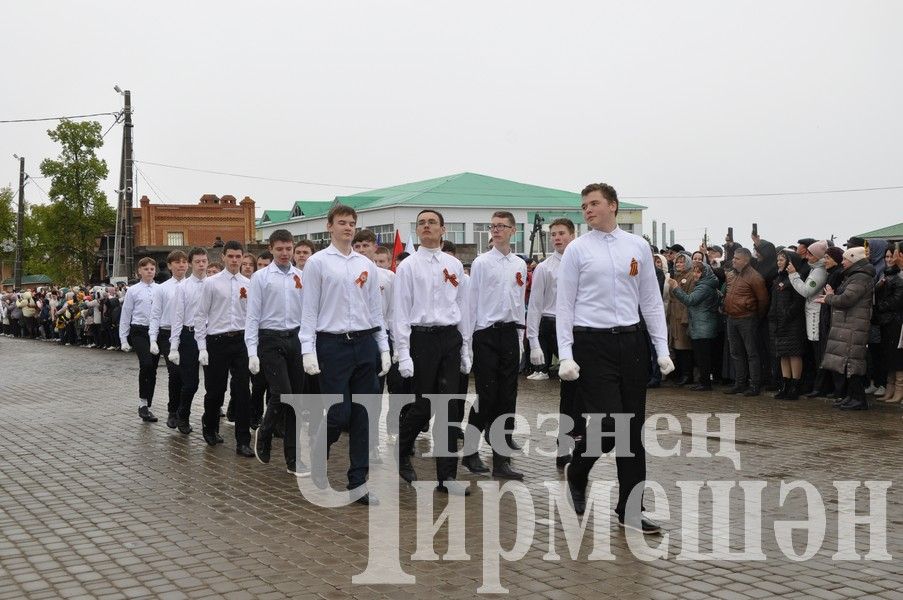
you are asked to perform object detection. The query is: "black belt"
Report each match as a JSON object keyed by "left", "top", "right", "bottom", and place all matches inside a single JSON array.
[
  {"left": 318, "top": 326, "right": 380, "bottom": 340},
  {"left": 208, "top": 330, "right": 244, "bottom": 339},
  {"left": 159, "top": 327, "right": 171, "bottom": 333},
  {"left": 130, "top": 324, "right": 149, "bottom": 330},
  {"left": 574, "top": 323, "right": 644, "bottom": 335},
  {"left": 489, "top": 321, "right": 524, "bottom": 330},
  {"left": 540, "top": 316, "right": 556, "bottom": 323},
  {"left": 260, "top": 327, "right": 299, "bottom": 338},
  {"left": 181, "top": 325, "right": 195, "bottom": 333},
  {"left": 411, "top": 324, "right": 456, "bottom": 334}
]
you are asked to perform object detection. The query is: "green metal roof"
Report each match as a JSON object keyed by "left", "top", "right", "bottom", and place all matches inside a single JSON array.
[
  {"left": 259, "top": 209, "right": 292, "bottom": 224},
  {"left": 290, "top": 201, "right": 332, "bottom": 219},
  {"left": 334, "top": 172, "right": 646, "bottom": 212},
  {"left": 857, "top": 222, "right": 903, "bottom": 240},
  {"left": 2, "top": 274, "right": 53, "bottom": 286}
]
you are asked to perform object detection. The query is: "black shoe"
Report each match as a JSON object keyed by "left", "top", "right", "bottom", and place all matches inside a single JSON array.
[
  {"left": 676, "top": 376, "right": 692, "bottom": 386},
  {"left": 138, "top": 406, "right": 158, "bottom": 422},
  {"left": 202, "top": 429, "right": 219, "bottom": 446},
  {"left": 177, "top": 419, "right": 192, "bottom": 434},
  {"left": 804, "top": 389, "right": 823, "bottom": 398},
  {"left": 399, "top": 457, "right": 417, "bottom": 484},
  {"left": 773, "top": 378, "right": 790, "bottom": 399},
  {"left": 354, "top": 492, "right": 379, "bottom": 506},
  {"left": 742, "top": 387, "right": 761, "bottom": 397},
  {"left": 556, "top": 454, "right": 572, "bottom": 469},
  {"left": 462, "top": 453, "right": 489, "bottom": 474},
  {"left": 723, "top": 386, "right": 748, "bottom": 395},
  {"left": 565, "top": 465, "right": 586, "bottom": 515},
  {"left": 782, "top": 379, "right": 800, "bottom": 401},
  {"left": 618, "top": 514, "right": 662, "bottom": 534},
  {"left": 436, "top": 481, "right": 471, "bottom": 496},
  {"left": 491, "top": 454, "right": 524, "bottom": 480},
  {"left": 287, "top": 460, "right": 311, "bottom": 477},
  {"left": 236, "top": 444, "right": 254, "bottom": 457},
  {"left": 253, "top": 427, "right": 271, "bottom": 464},
  {"left": 840, "top": 398, "right": 868, "bottom": 411},
  {"left": 689, "top": 384, "right": 712, "bottom": 391},
  {"left": 832, "top": 396, "right": 850, "bottom": 408},
  {"left": 166, "top": 413, "right": 178, "bottom": 429}
]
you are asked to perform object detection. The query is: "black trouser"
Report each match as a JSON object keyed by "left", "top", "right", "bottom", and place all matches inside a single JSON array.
[
  {"left": 250, "top": 371, "right": 270, "bottom": 423},
  {"left": 258, "top": 329, "right": 303, "bottom": 467},
  {"left": 675, "top": 348, "right": 695, "bottom": 382},
  {"left": 157, "top": 329, "right": 182, "bottom": 416},
  {"left": 727, "top": 316, "right": 761, "bottom": 388},
  {"left": 177, "top": 327, "right": 200, "bottom": 421},
  {"left": 203, "top": 333, "right": 251, "bottom": 445},
  {"left": 468, "top": 324, "right": 520, "bottom": 443},
  {"left": 690, "top": 338, "right": 713, "bottom": 385},
  {"left": 538, "top": 316, "right": 580, "bottom": 439},
  {"left": 313, "top": 332, "right": 380, "bottom": 489},
  {"left": 382, "top": 333, "right": 410, "bottom": 436},
  {"left": 568, "top": 328, "right": 649, "bottom": 518},
  {"left": 399, "top": 326, "right": 463, "bottom": 482},
  {"left": 536, "top": 316, "right": 558, "bottom": 374},
  {"left": 128, "top": 325, "right": 160, "bottom": 404}
]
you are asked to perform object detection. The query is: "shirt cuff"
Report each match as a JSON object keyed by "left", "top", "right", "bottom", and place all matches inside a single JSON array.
[
  {"left": 558, "top": 344, "right": 573, "bottom": 361},
  {"left": 528, "top": 336, "right": 540, "bottom": 351}
]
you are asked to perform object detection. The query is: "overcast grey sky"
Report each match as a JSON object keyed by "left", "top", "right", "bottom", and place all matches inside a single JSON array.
[{"left": 2, "top": 1, "right": 901, "bottom": 249}]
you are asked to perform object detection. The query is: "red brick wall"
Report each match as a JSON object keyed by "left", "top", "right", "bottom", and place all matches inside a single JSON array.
[{"left": 134, "top": 195, "right": 256, "bottom": 246}]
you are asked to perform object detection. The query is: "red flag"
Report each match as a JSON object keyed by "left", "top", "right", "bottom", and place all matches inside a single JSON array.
[{"left": 391, "top": 230, "right": 404, "bottom": 272}]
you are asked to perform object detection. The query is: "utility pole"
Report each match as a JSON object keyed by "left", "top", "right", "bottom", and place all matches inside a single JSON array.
[
  {"left": 652, "top": 219, "right": 658, "bottom": 248},
  {"left": 13, "top": 155, "right": 25, "bottom": 289},
  {"left": 112, "top": 87, "right": 134, "bottom": 280}
]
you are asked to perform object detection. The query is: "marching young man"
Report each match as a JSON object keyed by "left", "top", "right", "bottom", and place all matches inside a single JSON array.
[
  {"left": 394, "top": 210, "right": 471, "bottom": 495},
  {"left": 293, "top": 240, "right": 315, "bottom": 270},
  {"left": 463, "top": 210, "right": 527, "bottom": 479},
  {"left": 526, "top": 218, "right": 581, "bottom": 467},
  {"left": 119, "top": 256, "right": 160, "bottom": 422},
  {"left": 195, "top": 240, "right": 254, "bottom": 457},
  {"left": 558, "top": 183, "right": 674, "bottom": 533},
  {"left": 247, "top": 229, "right": 305, "bottom": 475},
  {"left": 301, "top": 205, "right": 391, "bottom": 506},
  {"left": 149, "top": 250, "right": 189, "bottom": 429},
  {"left": 169, "top": 247, "right": 208, "bottom": 434}
]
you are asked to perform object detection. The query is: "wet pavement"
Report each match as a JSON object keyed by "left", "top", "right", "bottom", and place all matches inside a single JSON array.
[{"left": 1, "top": 336, "right": 901, "bottom": 599}]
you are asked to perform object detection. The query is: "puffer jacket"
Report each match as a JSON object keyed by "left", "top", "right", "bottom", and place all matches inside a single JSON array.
[
  {"left": 789, "top": 258, "right": 827, "bottom": 341},
  {"left": 670, "top": 263, "right": 720, "bottom": 339},
  {"left": 821, "top": 259, "right": 877, "bottom": 376},
  {"left": 723, "top": 265, "right": 769, "bottom": 319},
  {"left": 873, "top": 266, "right": 903, "bottom": 326},
  {"left": 768, "top": 265, "right": 806, "bottom": 356}
]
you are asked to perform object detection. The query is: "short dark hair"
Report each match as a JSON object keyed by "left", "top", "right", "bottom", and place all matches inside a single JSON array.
[
  {"left": 258, "top": 250, "right": 274, "bottom": 261},
  {"left": 327, "top": 204, "right": 357, "bottom": 225},
  {"left": 187, "top": 247, "right": 208, "bottom": 262},
  {"left": 417, "top": 209, "right": 445, "bottom": 227},
  {"left": 441, "top": 240, "right": 457, "bottom": 254},
  {"left": 549, "top": 218, "right": 575, "bottom": 234},
  {"left": 137, "top": 257, "right": 156, "bottom": 269},
  {"left": 207, "top": 261, "right": 223, "bottom": 271},
  {"left": 734, "top": 247, "right": 752, "bottom": 259},
  {"left": 268, "top": 229, "right": 293, "bottom": 246},
  {"left": 294, "top": 239, "right": 316, "bottom": 253},
  {"left": 492, "top": 210, "right": 516, "bottom": 227},
  {"left": 581, "top": 183, "right": 619, "bottom": 215},
  {"left": 353, "top": 229, "right": 377, "bottom": 245},
  {"left": 223, "top": 240, "right": 244, "bottom": 253},
  {"left": 374, "top": 246, "right": 392, "bottom": 257},
  {"left": 166, "top": 250, "right": 188, "bottom": 264}
]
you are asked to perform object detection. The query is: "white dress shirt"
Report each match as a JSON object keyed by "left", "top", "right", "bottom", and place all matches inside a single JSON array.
[
  {"left": 526, "top": 251, "right": 562, "bottom": 351},
  {"left": 377, "top": 267, "right": 396, "bottom": 333},
  {"left": 149, "top": 276, "right": 183, "bottom": 343},
  {"left": 468, "top": 246, "right": 527, "bottom": 332},
  {"left": 119, "top": 280, "right": 157, "bottom": 343},
  {"left": 169, "top": 274, "right": 206, "bottom": 350},
  {"left": 392, "top": 246, "right": 470, "bottom": 363},
  {"left": 244, "top": 261, "right": 304, "bottom": 358},
  {"left": 299, "top": 244, "right": 389, "bottom": 354},
  {"left": 555, "top": 227, "right": 668, "bottom": 361},
  {"left": 194, "top": 269, "right": 251, "bottom": 350}
]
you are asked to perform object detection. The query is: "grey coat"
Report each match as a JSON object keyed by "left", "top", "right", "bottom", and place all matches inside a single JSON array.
[{"left": 821, "top": 259, "right": 876, "bottom": 376}]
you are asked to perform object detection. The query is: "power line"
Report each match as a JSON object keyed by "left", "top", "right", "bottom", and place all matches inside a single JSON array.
[
  {"left": 135, "top": 159, "right": 903, "bottom": 200},
  {"left": 0, "top": 111, "right": 119, "bottom": 124},
  {"left": 135, "top": 166, "right": 171, "bottom": 205}
]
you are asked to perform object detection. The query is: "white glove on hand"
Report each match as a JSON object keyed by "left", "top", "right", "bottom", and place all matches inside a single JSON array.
[
  {"left": 120, "top": 342, "right": 131, "bottom": 352},
  {"left": 392, "top": 349, "right": 399, "bottom": 364},
  {"left": 460, "top": 351, "right": 472, "bottom": 375},
  {"left": 149, "top": 341, "right": 159, "bottom": 355},
  {"left": 303, "top": 352, "right": 321, "bottom": 375},
  {"left": 658, "top": 356, "right": 676, "bottom": 376},
  {"left": 530, "top": 347, "right": 545, "bottom": 366},
  {"left": 559, "top": 358, "right": 580, "bottom": 381},
  {"left": 378, "top": 351, "right": 391, "bottom": 377},
  {"left": 248, "top": 355, "right": 260, "bottom": 374},
  {"left": 168, "top": 350, "right": 180, "bottom": 366},
  {"left": 398, "top": 357, "right": 414, "bottom": 379},
  {"left": 199, "top": 350, "right": 209, "bottom": 366}
]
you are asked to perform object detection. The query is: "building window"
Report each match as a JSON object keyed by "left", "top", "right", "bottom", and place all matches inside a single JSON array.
[
  {"left": 409, "top": 222, "right": 465, "bottom": 245},
  {"left": 166, "top": 232, "right": 184, "bottom": 246},
  {"left": 308, "top": 231, "right": 330, "bottom": 247},
  {"left": 293, "top": 234, "right": 308, "bottom": 242},
  {"left": 618, "top": 222, "right": 634, "bottom": 234},
  {"left": 363, "top": 224, "right": 395, "bottom": 244},
  {"left": 473, "top": 222, "right": 524, "bottom": 254}
]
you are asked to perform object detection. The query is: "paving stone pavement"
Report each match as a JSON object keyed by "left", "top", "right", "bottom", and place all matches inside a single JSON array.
[{"left": 1, "top": 336, "right": 901, "bottom": 599}]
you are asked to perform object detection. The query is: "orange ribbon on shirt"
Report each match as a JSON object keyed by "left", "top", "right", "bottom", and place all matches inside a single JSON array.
[
  {"left": 444, "top": 268, "right": 459, "bottom": 287},
  {"left": 515, "top": 272, "right": 524, "bottom": 287},
  {"left": 355, "top": 271, "right": 368, "bottom": 287},
  {"left": 293, "top": 274, "right": 302, "bottom": 289},
  {"left": 239, "top": 287, "right": 247, "bottom": 299},
  {"left": 629, "top": 258, "right": 639, "bottom": 277}
]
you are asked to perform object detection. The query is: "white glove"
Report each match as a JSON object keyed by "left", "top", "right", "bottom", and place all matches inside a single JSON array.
[
  {"left": 120, "top": 342, "right": 131, "bottom": 352},
  {"left": 303, "top": 352, "right": 321, "bottom": 375},
  {"left": 168, "top": 350, "right": 180, "bottom": 366},
  {"left": 248, "top": 355, "right": 260, "bottom": 374},
  {"left": 460, "top": 350, "right": 472, "bottom": 375},
  {"left": 199, "top": 350, "right": 209, "bottom": 366},
  {"left": 398, "top": 357, "right": 414, "bottom": 379},
  {"left": 559, "top": 358, "right": 580, "bottom": 381},
  {"left": 392, "top": 349, "right": 399, "bottom": 364},
  {"left": 378, "top": 351, "right": 391, "bottom": 377},
  {"left": 530, "top": 347, "right": 545, "bottom": 366},
  {"left": 658, "top": 356, "right": 676, "bottom": 376},
  {"left": 149, "top": 341, "right": 159, "bottom": 355}
]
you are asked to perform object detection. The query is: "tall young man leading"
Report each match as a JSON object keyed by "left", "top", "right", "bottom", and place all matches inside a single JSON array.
[{"left": 119, "top": 257, "right": 160, "bottom": 422}]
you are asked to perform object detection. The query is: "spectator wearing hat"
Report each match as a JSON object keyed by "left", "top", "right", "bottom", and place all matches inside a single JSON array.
[
  {"left": 788, "top": 240, "right": 829, "bottom": 396},
  {"left": 816, "top": 247, "right": 876, "bottom": 410}
]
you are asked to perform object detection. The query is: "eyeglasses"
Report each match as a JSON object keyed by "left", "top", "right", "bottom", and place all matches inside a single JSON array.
[
  {"left": 417, "top": 219, "right": 441, "bottom": 227},
  {"left": 489, "top": 224, "right": 513, "bottom": 231}
]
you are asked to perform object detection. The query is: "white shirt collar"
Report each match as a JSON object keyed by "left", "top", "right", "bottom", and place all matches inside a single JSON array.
[{"left": 489, "top": 246, "right": 514, "bottom": 261}]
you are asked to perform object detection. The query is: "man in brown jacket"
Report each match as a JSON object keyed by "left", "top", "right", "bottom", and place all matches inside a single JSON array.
[{"left": 723, "top": 247, "right": 770, "bottom": 396}]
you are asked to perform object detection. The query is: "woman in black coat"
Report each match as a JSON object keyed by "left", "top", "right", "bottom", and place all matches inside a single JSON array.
[
  {"left": 874, "top": 246, "right": 903, "bottom": 402},
  {"left": 769, "top": 250, "right": 807, "bottom": 399}
]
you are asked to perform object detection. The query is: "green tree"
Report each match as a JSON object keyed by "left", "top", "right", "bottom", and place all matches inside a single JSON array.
[
  {"left": 38, "top": 120, "right": 116, "bottom": 284},
  {"left": 0, "top": 186, "right": 15, "bottom": 279}
]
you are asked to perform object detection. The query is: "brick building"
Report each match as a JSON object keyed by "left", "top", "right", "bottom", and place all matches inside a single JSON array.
[{"left": 134, "top": 194, "right": 256, "bottom": 247}]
